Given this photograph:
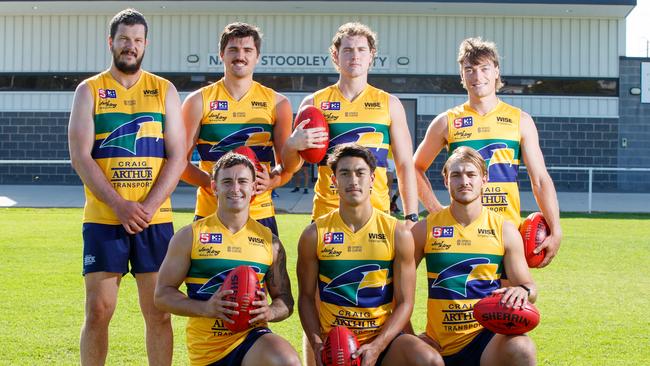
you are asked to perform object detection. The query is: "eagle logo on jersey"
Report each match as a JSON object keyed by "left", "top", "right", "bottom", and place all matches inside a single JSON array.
[
  {"left": 430, "top": 257, "right": 498, "bottom": 298},
  {"left": 322, "top": 264, "right": 389, "bottom": 306},
  {"left": 196, "top": 265, "right": 262, "bottom": 295},
  {"left": 208, "top": 126, "right": 271, "bottom": 153},
  {"left": 328, "top": 126, "right": 388, "bottom": 167},
  {"left": 475, "top": 143, "right": 519, "bottom": 183},
  {"left": 99, "top": 115, "right": 157, "bottom": 155}
]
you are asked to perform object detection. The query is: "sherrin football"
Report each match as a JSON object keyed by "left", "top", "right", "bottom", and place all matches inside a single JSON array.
[
  {"left": 519, "top": 212, "right": 550, "bottom": 268},
  {"left": 473, "top": 294, "right": 540, "bottom": 335},
  {"left": 321, "top": 326, "right": 360, "bottom": 366},
  {"left": 221, "top": 265, "right": 261, "bottom": 333},
  {"left": 232, "top": 146, "right": 263, "bottom": 173},
  {"left": 294, "top": 105, "right": 329, "bottom": 164}
]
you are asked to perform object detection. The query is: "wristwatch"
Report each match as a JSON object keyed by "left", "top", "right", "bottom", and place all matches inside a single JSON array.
[{"left": 404, "top": 213, "right": 419, "bottom": 222}]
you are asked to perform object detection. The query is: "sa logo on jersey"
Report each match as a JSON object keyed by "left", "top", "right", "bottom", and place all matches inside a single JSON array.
[
  {"left": 210, "top": 100, "right": 229, "bottom": 111},
  {"left": 432, "top": 226, "right": 454, "bottom": 238},
  {"left": 199, "top": 233, "right": 223, "bottom": 244},
  {"left": 320, "top": 101, "right": 341, "bottom": 110},
  {"left": 324, "top": 232, "right": 345, "bottom": 244},
  {"left": 454, "top": 116, "right": 473, "bottom": 128},
  {"left": 98, "top": 89, "right": 117, "bottom": 99}
]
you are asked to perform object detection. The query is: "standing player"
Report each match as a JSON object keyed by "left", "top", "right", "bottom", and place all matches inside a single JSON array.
[
  {"left": 412, "top": 146, "right": 537, "bottom": 365},
  {"left": 297, "top": 144, "right": 443, "bottom": 366},
  {"left": 182, "top": 22, "right": 293, "bottom": 236},
  {"left": 413, "top": 37, "right": 561, "bottom": 267},
  {"left": 282, "top": 22, "right": 419, "bottom": 225},
  {"left": 155, "top": 152, "right": 300, "bottom": 366},
  {"left": 68, "top": 9, "right": 185, "bottom": 366}
]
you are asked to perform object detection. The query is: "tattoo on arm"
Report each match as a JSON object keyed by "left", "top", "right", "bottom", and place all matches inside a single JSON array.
[{"left": 266, "top": 235, "right": 294, "bottom": 321}]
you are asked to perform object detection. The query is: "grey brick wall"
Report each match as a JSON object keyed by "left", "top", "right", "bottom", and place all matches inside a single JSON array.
[
  {"left": 416, "top": 113, "right": 620, "bottom": 192},
  {"left": 0, "top": 111, "right": 80, "bottom": 184}
]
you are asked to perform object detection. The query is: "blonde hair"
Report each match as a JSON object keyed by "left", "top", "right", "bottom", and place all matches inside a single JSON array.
[
  {"left": 442, "top": 146, "right": 487, "bottom": 178},
  {"left": 457, "top": 37, "right": 504, "bottom": 91}
]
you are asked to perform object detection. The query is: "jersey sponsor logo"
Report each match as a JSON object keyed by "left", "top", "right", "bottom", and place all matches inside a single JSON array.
[
  {"left": 98, "top": 88, "right": 117, "bottom": 99},
  {"left": 248, "top": 236, "right": 265, "bottom": 247},
  {"left": 328, "top": 126, "right": 384, "bottom": 158},
  {"left": 496, "top": 116, "right": 513, "bottom": 125},
  {"left": 321, "top": 101, "right": 341, "bottom": 110},
  {"left": 99, "top": 115, "right": 155, "bottom": 155},
  {"left": 324, "top": 232, "right": 345, "bottom": 244},
  {"left": 432, "top": 226, "right": 454, "bottom": 238},
  {"left": 208, "top": 126, "right": 267, "bottom": 153},
  {"left": 123, "top": 99, "right": 136, "bottom": 106},
  {"left": 452, "top": 130, "right": 472, "bottom": 140},
  {"left": 322, "top": 264, "right": 388, "bottom": 306},
  {"left": 453, "top": 116, "right": 473, "bottom": 128},
  {"left": 364, "top": 102, "right": 381, "bottom": 109},
  {"left": 475, "top": 143, "right": 519, "bottom": 183},
  {"left": 321, "top": 246, "right": 343, "bottom": 257},
  {"left": 210, "top": 100, "right": 229, "bottom": 111},
  {"left": 477, "top": 228, "right": 496, "bottom": 237},
  {"left": 251, "top": 101, "right": 268, "bottom": 109},
  {"left": 143, "top": 89, "right": 159, "bottom": 96},
  {"left": 196, "top": 266, "right": 262, "bottom": 295},
  {"left": 368, "top": 232, "right": 386, "bottom": 241},
  {"left": 199, "top": 232, "right": 223, "bottom": 244},
  {"left": 431, "top": 257, "right": 496, "bottom": 297}
]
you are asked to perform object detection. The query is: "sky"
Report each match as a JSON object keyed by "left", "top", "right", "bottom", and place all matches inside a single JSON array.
[{"left": 626, "top": 0, "right": 650, "bottom": 57}]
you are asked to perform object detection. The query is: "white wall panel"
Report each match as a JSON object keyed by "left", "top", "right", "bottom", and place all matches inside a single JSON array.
[
  {"left": 0, "top": 13, "right": 623, "bottom": 77},
  {"left": 0, "top": 92, "right": 618, "bottom": 119}
]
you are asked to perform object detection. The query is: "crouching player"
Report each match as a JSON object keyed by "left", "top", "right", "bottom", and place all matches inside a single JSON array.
[
  {"left": 297, "top": 144, "right": 442, "bottom": 366},
  {"left": 412, "top": 146, "right": 537, "bottom": 366},
  {"left": 155, "top": 152, "right": 300, "bottom": 366}
]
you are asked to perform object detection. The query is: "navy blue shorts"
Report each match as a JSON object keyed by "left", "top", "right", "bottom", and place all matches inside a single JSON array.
[
  {"left": 443, "top": 329, "right": 495, "bottom": 366},
  {"left": 82, "top": 222, "right": 173, "bottom": 276},
  {"left": 194, "top": 215, "right": 278, "bottom": 236},
  {"left": 209, "top": 327, "right": 272, "bottom": 366}
]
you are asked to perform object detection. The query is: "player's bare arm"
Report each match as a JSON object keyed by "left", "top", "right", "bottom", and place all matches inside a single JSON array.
[
  {"left": 492, "top": 220, "right": 537, "bottom": 309},
  {"left": 249, "top": 234, "right": 294, "bottom": 323},
  {"left": 68, "top": 81, "right": 149, "bottom": 234},
  {"left": 520, "top": 111, "right": 562, "bottom": 267},
  {"left": 141, "top": 83, "right": 186, "bottom": 220},
  {"left": 388, "top": 95, "right": 418, "bottom": 225},
  {"left": 267, "top": 92, "right": 295, "bottom": 188},
  {"left": 154, "top": 225, "right": 237, "bottom": 323},
  {"left": 296, "top": 223, "right": 325, "bottom": 365},
  {"left": 414, "top": 113, "right": 449, "bottom": 214},
  {"left": 354, "top": 222, "right": 417, "bottom": 365},
  {"left": 180, "top": 90, "right": 212, "bottom": 190},
  {"left": 282, "top": 95, "right": 328, "bottom": 174}
]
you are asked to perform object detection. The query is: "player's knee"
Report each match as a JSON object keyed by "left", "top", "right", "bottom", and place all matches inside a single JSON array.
[
  {"left": 505, "top": 335, "right": 536, "bottom": 364},
  {"left": 85, "top": 298, "right": 116, "bottom": 327},
  {"left": 142, "top": 307, "right": 171, "bottom": 327},
  {"left": 407, "top": 345, "right": 444, "bottom": 366},
  {"left": 266, "top": 350, "right": 301, "bottom": 366}
]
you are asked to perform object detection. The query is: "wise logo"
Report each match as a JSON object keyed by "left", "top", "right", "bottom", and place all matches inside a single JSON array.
[
  {"left": 430, "top": 257, "right": 499, "bottom": 298},
  {"left": 320, "top": 101, "right": 341, "bottom": 110},
  {"left": 98, "top": 89, "right": 117, "bottom": 99},
  {"left": 209, "top": 100, "right": 229, "bottom": 111},
  {"left": 475, "top": 142, "right": 519, "bottom": 183},
  {"left": 99, "top": 115, "right": 159, "bottom": 155},
  {"left": 199, "top": 233, "right": 223, "bottom": 244},
  {"left": 324, "top": 232, "right": 345, "bottom": 244},
  {"left": 432, "top": 226, "right": 454, "bottom": 238},
  {"left": 196, "top": 265, "right": 262, "bottom": 295},
  {"left": 322, "top": 264, "right": 390, "bottom": 306},
  {"left": 454, "top": 116, "right": 473, "bottom": 128}
]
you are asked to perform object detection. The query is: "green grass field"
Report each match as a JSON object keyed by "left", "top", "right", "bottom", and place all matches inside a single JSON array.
[{"left": 1, "top": 208, "right": 649, "bottom": 365}]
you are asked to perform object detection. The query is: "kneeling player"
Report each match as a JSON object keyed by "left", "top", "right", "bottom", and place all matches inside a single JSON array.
[
  {"left": 412, "top": 146, "right": 537, "bottom": 366},
  {"left": 155, "top": 153, "right": 300, "bottom": 366},
  {"left": 297, "top": 144, "right": 442, "bottom": 366}
]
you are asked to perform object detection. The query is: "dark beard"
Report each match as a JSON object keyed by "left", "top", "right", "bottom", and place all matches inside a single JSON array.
[{"left": 112, "top": 50, "right": 144, "bottom": 74}]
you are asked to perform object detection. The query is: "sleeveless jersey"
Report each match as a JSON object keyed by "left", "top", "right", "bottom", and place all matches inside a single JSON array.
[
  {"left": 195, "top": 79, "right": 277, "bottom": 220},
  {"left": 315, "top": 208, "right": 396, "bottom": 344},
  {"left": 185, "top": 214, "right": 273, "bottom": 365},
  {"left": 84, "top": 71, "right": 171, "bottom": 224},
  {"left": 447, "top": 101, "right": 522, "bottom": 227},
  {"left": 424, "top": 207, "right": 505, "bottom": 356},
  {"left": 311, "top": 84, "right": 391, "bottom": 220}
]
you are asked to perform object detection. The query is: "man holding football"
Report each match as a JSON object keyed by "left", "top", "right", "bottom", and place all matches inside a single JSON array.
[
  {"left": 413, "top": 37, "right": 561, "bottom": 267},
  {"left": 155, "top": 152, "right": 300, "bottom": 366},
  {"left": 412, "top": 146, "right": 537, "bottom": 366},
  {"left": 297, "top": 143, "right": 442, "bottom": 366}
]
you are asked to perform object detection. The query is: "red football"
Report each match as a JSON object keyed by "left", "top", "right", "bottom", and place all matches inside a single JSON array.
[
  {"left": 221, "top": 265, "right": 261, "bottom": 333},
  {"left": 294, "top": 105, "right": 329, "bottom": 163},
  {"left": 232, "top": 146, "right": 263, "bottom": 173},
  {"left": 321, "top": 326, "right": 360, "bottom": 366},
  {"left": 473, "top": 294, "right": 540, "bottom": 335},
  {"left": 519, "top": 212, "right": 550, "bottom": 267}
]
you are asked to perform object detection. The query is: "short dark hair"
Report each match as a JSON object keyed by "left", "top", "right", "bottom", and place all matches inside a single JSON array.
[
  {"left": 109, "top": 9, "right": 148, "bottom": 39},
  {"left": 327, "top": 143, "right": 377, "bottom": 174},
  {"left": 211, "top": 152, "right": 256, "bottom": 182},
  {"left": 219, "top": 22, "right": 262, "bottom": 55}
]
